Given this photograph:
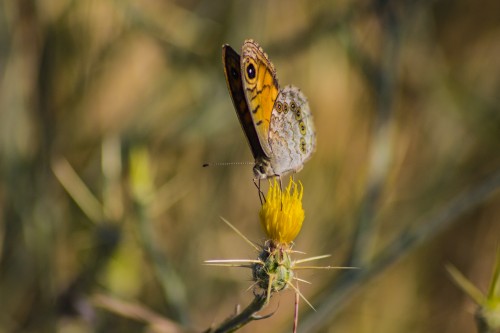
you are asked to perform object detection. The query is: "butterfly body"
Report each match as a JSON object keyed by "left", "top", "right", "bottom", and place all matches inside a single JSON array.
[{"left": 222, "top": 39, "right": 316, "bottom": 180}]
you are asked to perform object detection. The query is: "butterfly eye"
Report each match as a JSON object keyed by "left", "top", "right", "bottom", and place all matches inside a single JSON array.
[
  {"left": 300, "top": 137, "right": 307, "bottom": 154},
  {"left": 283, "top": 103, "right": 289, "bottom": 113},
  {"left": 231, "top": 67, "right": 238, "bottom": 79},
  {"left": 299, "top": 121, "right": 307, "bottom": 135},
  {"left": 290, "top": 101, "right": 297, "bottom": 111},
  {"left": 276, "top": 101, "right": 283, "bottom": 113},
  {"left": 295, "top": 107, "right": 302, "bottom": 120},
  {"left": 247, "top": 64, "right": 256, "bottom": 79}
]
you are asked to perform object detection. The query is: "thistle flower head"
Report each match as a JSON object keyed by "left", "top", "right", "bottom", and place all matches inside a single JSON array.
[
  {"left": 259, "top": 178, "right": 305, "bottom": 245},
  {"left": 253, "top": 243, "right": 293, "bottom": 293}
]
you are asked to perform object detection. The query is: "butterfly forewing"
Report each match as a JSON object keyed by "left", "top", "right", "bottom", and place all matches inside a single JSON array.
[
  {"left": 241, "top": 40, "right": 280, "bottom": 157},
  {"left": 222, "top": 45, "right": 268, "bottom": 160}
]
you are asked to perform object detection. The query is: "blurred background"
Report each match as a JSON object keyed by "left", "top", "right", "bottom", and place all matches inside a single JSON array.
[{"left": 1, "top": 0, "right": 499, "bottom": 332}]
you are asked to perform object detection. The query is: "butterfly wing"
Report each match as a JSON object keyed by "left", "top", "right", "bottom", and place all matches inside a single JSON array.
[
  {"left": 268, "top": 85, "right": 316, "bottom": 176},
  {"left": 241, "top": 39, "right": 280, "bottom": 156},
  {"left": 222, "top": 44, "right": 268, "bottom": 160}
]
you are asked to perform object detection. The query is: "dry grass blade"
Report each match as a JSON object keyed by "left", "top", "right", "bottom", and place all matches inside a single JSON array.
[
  {"left": 51, "top": 157, "right": 104, "bottom": 223},
  {"left": 92, "top": 294, "right": 188, "bottom": 333}
]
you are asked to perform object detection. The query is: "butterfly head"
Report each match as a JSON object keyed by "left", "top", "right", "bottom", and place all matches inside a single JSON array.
[{"left": 253, "top": 157, "right": 274, "bottom": 179}]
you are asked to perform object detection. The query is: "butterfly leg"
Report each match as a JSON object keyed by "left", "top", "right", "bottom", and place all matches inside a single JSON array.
[
  {"left": 254, "top": 178, "right": 266, "bottom": 205},
  {"left": 277, "top": 175, "right": 283, "bottom": 210}
]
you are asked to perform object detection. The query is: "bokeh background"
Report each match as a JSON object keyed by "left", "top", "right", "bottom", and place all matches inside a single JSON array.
[{"left": 1, "top": 0, "right": 499, "bottom": 332}]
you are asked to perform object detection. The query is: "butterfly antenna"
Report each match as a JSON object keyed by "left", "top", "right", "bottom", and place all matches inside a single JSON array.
[{"left": 202, "top": 161, "right": 253, "bottom": 167}]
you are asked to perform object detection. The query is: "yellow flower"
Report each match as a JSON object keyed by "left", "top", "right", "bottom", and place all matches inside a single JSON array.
[{"left": 259, "top": 178, "right": 304, "bottom": 244}]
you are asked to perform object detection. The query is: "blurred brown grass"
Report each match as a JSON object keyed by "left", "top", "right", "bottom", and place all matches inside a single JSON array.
[{"left": 0, "top": 0, "right": 499, "bottom": 332}]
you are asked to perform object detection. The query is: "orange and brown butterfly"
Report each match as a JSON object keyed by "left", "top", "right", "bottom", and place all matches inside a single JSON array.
[{"left": 222, "top": 39, "right": 316, "bottom": 180}]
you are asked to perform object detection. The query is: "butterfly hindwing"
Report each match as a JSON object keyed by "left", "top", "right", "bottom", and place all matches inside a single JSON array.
[{"left": 268, "top": 85, "right": 316, "bottom": 175}]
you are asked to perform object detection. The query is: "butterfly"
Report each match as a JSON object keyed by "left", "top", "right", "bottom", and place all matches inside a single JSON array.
[{"left": 222, "top": 39, "right": 316, "bottom": 181}]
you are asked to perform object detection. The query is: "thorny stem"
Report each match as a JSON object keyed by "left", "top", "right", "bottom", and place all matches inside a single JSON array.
[{"left": 205, "top": 293, "right": 269, "bottom": 333}]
